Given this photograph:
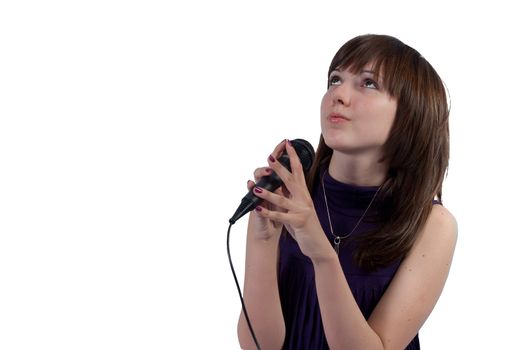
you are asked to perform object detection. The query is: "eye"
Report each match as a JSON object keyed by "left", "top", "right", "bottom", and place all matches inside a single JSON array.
[
  {"left": 328, "top": 74, "right": 341, "bottom": 86},
  {"left": 362, "top": 78, "right": 378, "bottom": 90}
]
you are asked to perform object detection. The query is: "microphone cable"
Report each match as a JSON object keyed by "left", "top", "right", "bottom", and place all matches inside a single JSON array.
[
  {"left": 227, "top": 222, "right": 261, "bottom": 350},
  {"left": 227, "top": 139, "right": 314, "bottom": 349}
]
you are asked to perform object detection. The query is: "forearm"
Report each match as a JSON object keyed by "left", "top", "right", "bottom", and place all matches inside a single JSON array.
[
  {"left": 313, "top": 253, "right": 384, "bottom": 350},
  {"left": 237, "top": 215, "right": 285, "bottom": 350}
]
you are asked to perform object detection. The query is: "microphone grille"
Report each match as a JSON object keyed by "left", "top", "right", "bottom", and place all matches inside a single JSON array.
[{"left": 290, "top": 139, "right": 315, "bottom": 172}]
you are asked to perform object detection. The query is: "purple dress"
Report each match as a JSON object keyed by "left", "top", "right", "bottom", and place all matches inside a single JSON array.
[{"left": 278, "top": 170, "right": 440, "bottom": 349}]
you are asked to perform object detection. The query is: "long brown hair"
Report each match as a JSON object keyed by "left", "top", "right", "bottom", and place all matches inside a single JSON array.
[{"left": 307, "top": 34, "right": 450, "bottom": 270}]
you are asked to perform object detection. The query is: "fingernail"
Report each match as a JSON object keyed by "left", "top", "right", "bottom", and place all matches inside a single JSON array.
[
  {"left": 265, "top": 168, "right": 272, "bottom": 174},
  {"left": 254, "top": 187, "right": 263, "bottom": 194},
  {"left": 269, "top": 155, "right": 275, "bottom": 162},
  {"left": 286, "top": 139, "right": 293, "bottom": 147},
  {"left": 255, "top": 206, "right": 262, "bottom": 212}
]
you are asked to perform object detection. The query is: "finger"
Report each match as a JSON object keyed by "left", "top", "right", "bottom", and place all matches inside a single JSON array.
[
  {"left": 267, "top": 139, "right": 288, "bottom": 165},
  {"left": 249, "top": 180, "right": 273, "bottom": 210},
  {"left": 253, "top": 186, "right": 291, "bottom": 211},
  {"left": 267, "top": 145, "right": 294, "bottom": 191},
  {"left": 253, "top": 167, "right": 273, "bottom": 182},
  {"left": 254, "top": 205, "right": 288, "bottom": 224},
  {"left": 281, "top": 185, "right": 291, "bottom": 198},
  {"left": 274, "top": 185, "right": 287, "bottom": 197},
  {"left": 252, "top": 180, "right": 286, "bottom": 199},
  {"left": 285, "top": 139, "right": 305, "bottom": 183}
]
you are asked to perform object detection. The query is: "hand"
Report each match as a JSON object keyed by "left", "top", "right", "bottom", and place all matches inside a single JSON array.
[
  {"left": 253, "top": 140, "right": 333, "bottom": 261},
  {"left": 246, "top": 141, "right": 289, "bottom": 241}
]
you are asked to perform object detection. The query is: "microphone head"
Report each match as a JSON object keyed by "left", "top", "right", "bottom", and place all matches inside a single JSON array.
[
  {"left": 290, "top": 139, "right": 315, "bottom": 172},
  {"left": 229, "top": 138, "right": 315, "bottom": 225}
]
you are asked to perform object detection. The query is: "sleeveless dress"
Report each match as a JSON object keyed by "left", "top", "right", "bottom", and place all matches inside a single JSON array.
[{"left": 278, "top": 170, "right": 441, "bottom": 349}]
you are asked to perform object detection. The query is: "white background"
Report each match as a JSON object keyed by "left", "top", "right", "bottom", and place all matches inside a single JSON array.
[{"left": 1, "top": 1, "right": 522, "bottom": 349}]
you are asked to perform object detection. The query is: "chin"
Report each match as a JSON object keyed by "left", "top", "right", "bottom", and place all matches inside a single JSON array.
[
  {"left": 324, "top": 136, "right": 380, "bottom": 157},
  {"left": 323, "top": 132, "right": 351, "bottom": 150}
]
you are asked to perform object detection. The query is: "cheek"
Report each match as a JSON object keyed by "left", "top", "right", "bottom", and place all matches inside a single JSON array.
[
  {"left": 320, "top": 94, "right": 328, "bottom": 115},
  {"left": 376, "top": 105, "right": 397, "bottom": 139},
  {"left": 383, "top": 101, "right": 397, "bottom": 125},
  {"left": 358, "top": 102, "right": 396, "bottom": 139},
  {"left": 368, "top": 97, "right": 396, "bottom": 120}
]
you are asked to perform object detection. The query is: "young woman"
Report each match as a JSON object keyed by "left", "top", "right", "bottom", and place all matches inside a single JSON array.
[{"left": 237, "top": 34, "right": 457, "bottom": 350}]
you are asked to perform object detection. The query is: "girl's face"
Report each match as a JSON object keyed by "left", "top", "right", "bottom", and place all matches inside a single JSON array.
[{"left": 320, "top": 64, "right": 398, "bottom": 158}]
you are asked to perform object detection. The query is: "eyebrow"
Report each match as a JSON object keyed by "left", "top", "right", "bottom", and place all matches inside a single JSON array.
[{"left": 331, "top": 68, "right": 376, "bottom": 75}]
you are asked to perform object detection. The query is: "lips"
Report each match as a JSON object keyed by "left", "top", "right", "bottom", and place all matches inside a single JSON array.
[{"left": 328, "top": 112, "right": 351, "bottom": 123}]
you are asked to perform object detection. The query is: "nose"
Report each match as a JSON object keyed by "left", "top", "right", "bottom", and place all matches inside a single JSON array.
[{"left": 331, "top": 83, "right": 352, "bottom": 107}]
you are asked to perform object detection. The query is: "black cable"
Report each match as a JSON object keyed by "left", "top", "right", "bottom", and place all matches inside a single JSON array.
[{"left": 227, "top": 222, "right": 261, "bottom": 350}]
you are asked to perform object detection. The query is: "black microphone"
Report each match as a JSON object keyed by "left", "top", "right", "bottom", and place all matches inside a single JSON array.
[{"left": 229, "top": 139, "right": 315, "bottom": 225}]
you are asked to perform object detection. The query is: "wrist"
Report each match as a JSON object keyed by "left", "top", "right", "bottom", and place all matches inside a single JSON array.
[
  {"left": 308, "top": 235, "right": 338, "bottom": 265},
  {"left": 310, "top": 245, "right": 338, "bottom": 266},
  {"left": 248, "top": 227, "right": 282, "bottom": 245}
]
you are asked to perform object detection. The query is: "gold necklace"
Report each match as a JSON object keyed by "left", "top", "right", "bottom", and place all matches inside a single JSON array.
[{"left": 321, "top": 169, "right": 383, "bottom": 255}]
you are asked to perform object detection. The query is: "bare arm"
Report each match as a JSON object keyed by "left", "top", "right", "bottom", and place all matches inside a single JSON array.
[
  {"left": 252, "top": 140, "right": 458, "bottom": 349},
  {"left": 237, "top": 149, "right": 289, "bottom": 350},
  {"left": 312, "top": 204, "right": 458, "bottom": 350},
  {"left": 237, "top": 212, "right": 285, "bottom": 350}
]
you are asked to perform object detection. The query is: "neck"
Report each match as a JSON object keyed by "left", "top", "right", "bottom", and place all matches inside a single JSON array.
[{"left": 328, "top": 149, "right": 389, "bottom": 187}]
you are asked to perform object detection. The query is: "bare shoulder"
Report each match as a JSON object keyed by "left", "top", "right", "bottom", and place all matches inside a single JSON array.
[
  {"left": 404, "top": 204, "right": 458, "bottom": 269},
  {"left": 414, "top": 204, "right": 458, "bottom": 252},
  {"left": 430, "top": 203, "right": 457, "bottom": 229},
  {"left": 367, "top": 204, "right": 458, "bottom": 349}
]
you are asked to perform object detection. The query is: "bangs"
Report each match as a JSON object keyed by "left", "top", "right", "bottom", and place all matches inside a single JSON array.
[{"left": 328, "top": 34, "right": 422, "bottom": 98}]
